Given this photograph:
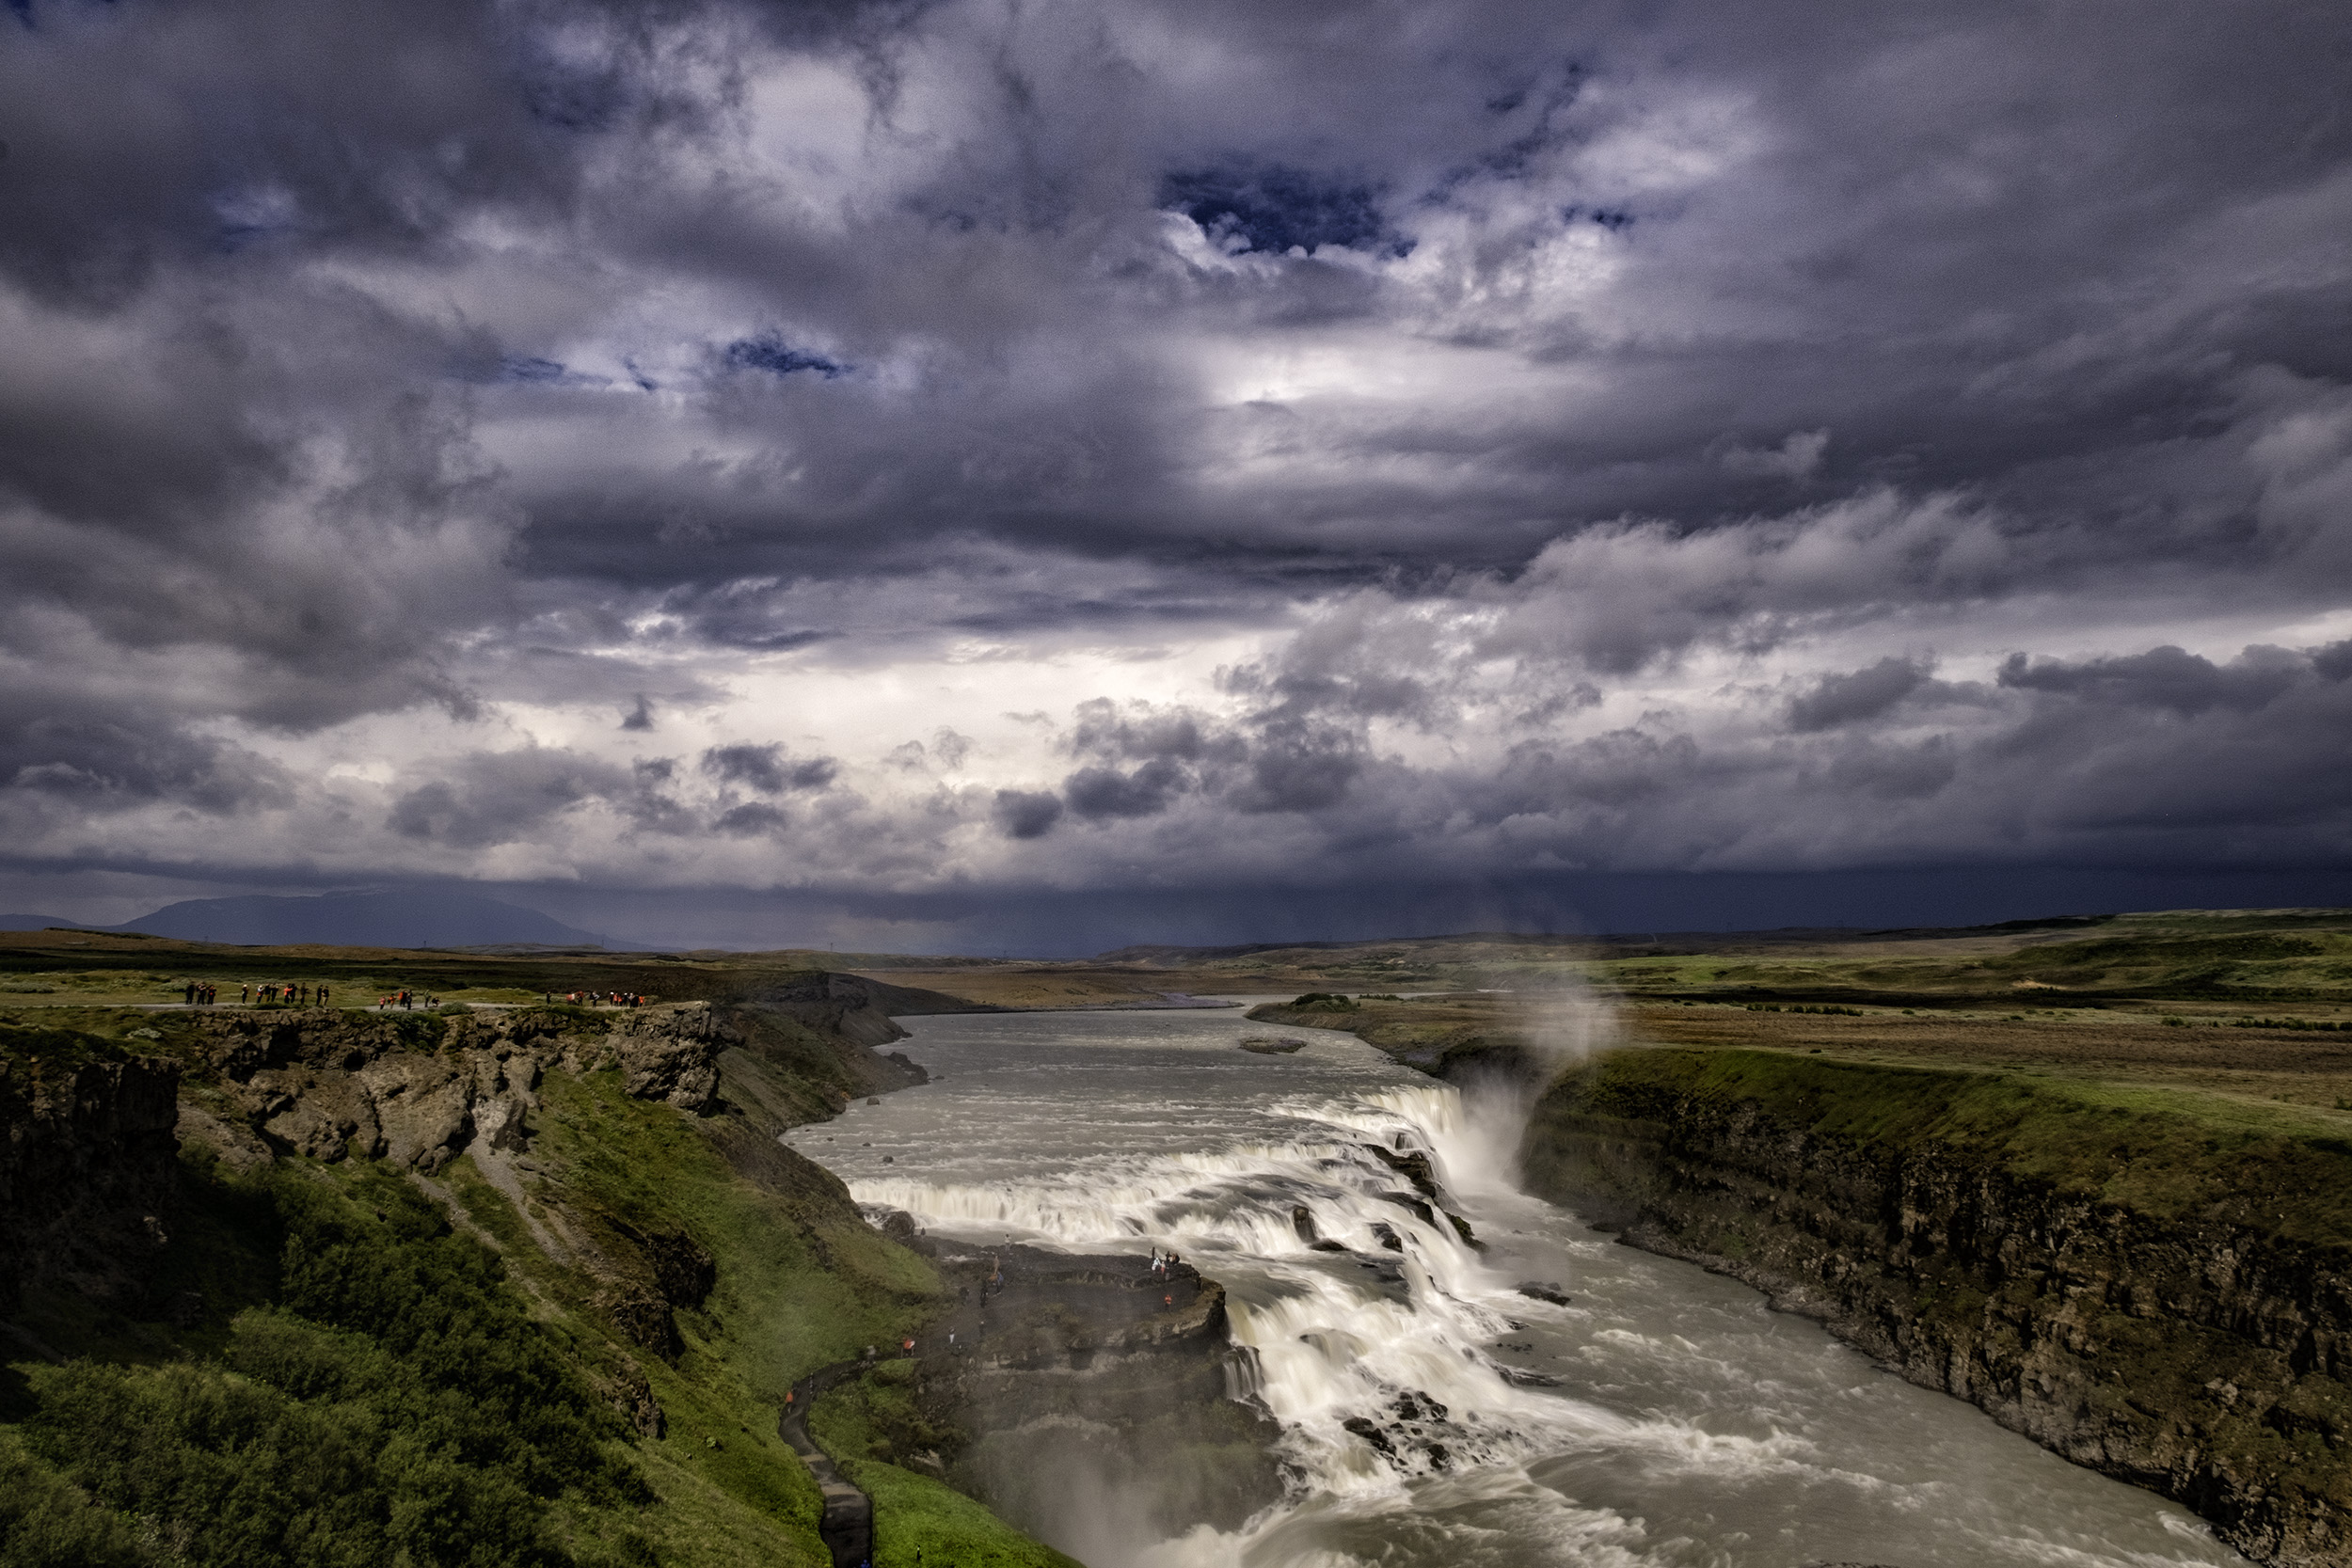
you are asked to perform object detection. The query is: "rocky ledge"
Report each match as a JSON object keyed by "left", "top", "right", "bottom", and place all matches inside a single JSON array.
[{"left": 181, "top": 1003, "right": 733, "bottom": 1174}]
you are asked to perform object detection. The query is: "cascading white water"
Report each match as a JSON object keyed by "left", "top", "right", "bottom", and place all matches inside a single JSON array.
[
  {"left": 793, "top": 1005, "right": 2251, "bottom": 1568},
  {"left": 852, "top": 1083, "right": 1613, "bottom": 1499}
]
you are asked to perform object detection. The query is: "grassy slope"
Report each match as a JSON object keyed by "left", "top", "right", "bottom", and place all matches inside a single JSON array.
[
  {"left": 809, "top": 1366, "right": 1085, "bottom": 1568},
  {"left": 0, "top": 1004, "right": 1080, "bottom": 1568}
]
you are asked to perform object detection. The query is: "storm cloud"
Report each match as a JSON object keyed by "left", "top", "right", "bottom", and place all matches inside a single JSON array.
[{"left": 4, "top": 0, "right": 2350, "bottom": 943}]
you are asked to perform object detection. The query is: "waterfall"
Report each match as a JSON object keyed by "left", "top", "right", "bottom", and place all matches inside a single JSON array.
[{"left": 850, "top": 1084, "right": 1611, "bottom": 1506}]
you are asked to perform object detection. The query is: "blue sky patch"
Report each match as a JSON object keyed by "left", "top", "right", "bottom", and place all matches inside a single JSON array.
[
  {"left": 1160, "top": 163, "right": 1399, "bottom": 256},
  {"left": 724, "top": 333, "right": 846, "bottom": 378}
]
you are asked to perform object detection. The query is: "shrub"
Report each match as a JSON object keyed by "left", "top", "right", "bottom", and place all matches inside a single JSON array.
[
  {"left": 8, "top": 1164, "right": 638, "bottom": 1568},
  {"left": 1288, "top": 992, "right": 1359, "bottom": 1012}
]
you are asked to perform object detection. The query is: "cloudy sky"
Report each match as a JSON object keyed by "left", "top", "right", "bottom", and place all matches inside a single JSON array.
[{"left": 4, "top": 0, "right": 2350, "bottom": 952}]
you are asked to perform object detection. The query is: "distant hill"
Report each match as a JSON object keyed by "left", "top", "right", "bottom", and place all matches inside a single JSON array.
[
  {"left": 0, "top": 914, "right": 84, "bottom": 932},
  {"left": 109, "top": 890, "right": 632, "bottom": 950}
]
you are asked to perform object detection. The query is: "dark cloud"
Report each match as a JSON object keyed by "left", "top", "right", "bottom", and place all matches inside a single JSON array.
[
  {"left": 7, "top": 0, "right": 2352, "bottom": 931},
  {"left": 992, "top": 788, "right": 1063, "bottom": 840},
  {"left": 1063, "top": 759, "right": 1185, "bottom": 820},
  {"left": 1998, "top": 645, "right": 2302, "bottom": 716},
  {"left": 699, "top": 744, "right": 837, "bottom": 794},
  {"left": 1788, "top": 657, "right": 1931, "bottom": 732},
  {"left": 387, "top": 747, "right": 628, "bottom": 848}
]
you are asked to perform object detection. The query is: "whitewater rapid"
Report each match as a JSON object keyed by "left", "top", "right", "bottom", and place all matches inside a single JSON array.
[{"left": 788, "top": 1005, "right": 2249, "bottom": 1568}]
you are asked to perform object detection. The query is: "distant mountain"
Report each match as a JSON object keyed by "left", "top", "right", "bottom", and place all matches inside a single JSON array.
[
  {"left": 0, "top": 914, "right": 85, "bottom": 932},
  {"left": 110, "top": 891, "right": 631, "bottom": 950}
]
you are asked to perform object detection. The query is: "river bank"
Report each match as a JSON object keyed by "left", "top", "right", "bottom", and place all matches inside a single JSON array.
[
  {"left": 1235, "top": 987, "right": 2352, "bottom": 1565},
  {"left": 1518, "top": 1048, "right": 2352, "bottom": 1567}
]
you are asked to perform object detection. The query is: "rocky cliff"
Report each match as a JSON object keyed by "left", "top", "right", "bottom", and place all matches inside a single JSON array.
[
  {"left": 1522, "top": 1048, "right": 2352, "bottom": 1567},
  {"left": 178, "top": 1002, "right": 731, "bottom": 1174},
  {"left": 0, "top": 1047, "right": 182, "bottom": 1310}
]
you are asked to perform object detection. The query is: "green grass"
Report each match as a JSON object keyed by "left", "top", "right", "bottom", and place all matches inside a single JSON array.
[
  {"left": 2, "top": 1005, "right": 1078, "bottom": 1568},
  {"left": 1542, "top": 1047, "right": 2352, "bottom": 1243},
  {"left": 811, "top": 1374, "right": 1083, "bottom": 1568}
]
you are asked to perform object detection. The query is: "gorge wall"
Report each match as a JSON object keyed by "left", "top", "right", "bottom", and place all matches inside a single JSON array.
[{"left": 1519, "top": 1048, "right": 2352, "bottom": 1567}]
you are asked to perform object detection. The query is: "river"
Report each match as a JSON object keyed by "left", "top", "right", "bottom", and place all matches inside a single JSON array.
[{"left": 787, "top": 1004, "right": 2249, "bottom": 1568}]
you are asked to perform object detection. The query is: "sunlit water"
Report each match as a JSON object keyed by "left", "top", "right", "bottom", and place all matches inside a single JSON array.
[{"left": 787, "top": 1006, "right": 2248, "bottom": 1568}]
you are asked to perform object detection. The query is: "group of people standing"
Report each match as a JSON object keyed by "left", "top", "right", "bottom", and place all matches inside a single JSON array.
[{"left": 173, "top": 980, "right": 329, "bottom": 1006}]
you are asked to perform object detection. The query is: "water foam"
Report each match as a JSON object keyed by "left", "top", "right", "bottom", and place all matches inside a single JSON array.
[{"left": 850, "top": 1082, "right": 1627, "bottom": 1513}]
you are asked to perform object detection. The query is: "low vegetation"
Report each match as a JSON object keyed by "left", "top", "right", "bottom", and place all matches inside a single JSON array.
[
  {"left": 0, "top": 967, "right": 1074, "bottom": 1568},
  {"left": 810, "top": 1368, "right": 1081, "bottom": 1568},
  {"left": 3, "top": 1155, "right": 654, "bottom": 1568}
]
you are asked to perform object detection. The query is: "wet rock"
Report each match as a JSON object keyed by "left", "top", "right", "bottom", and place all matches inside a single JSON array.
[
  {"left": 1239, "top": 1037, "right": 1307, "bottom": 1055},
  {"left": 1371, "top": 1222, "right": 1404, "bottom": 1253},
  {"left": 1518, "top": 1280, "right": 1573, "bottom": 1306},
  {"left": 1342, "top": 1416, "right": 1396, "bottom": 1456},
  {"left": 1380, "top": 1190, "right": 1436, "bottom": 1224},
  {"left": 1292, "top": 1204, "right": 1320, "bottom": 1243},
  {"left": 1362, "top": 1142, "right": 1441, "bottom": 1202},
  {"left": 1392, "top": 1392, "right": 1447, "bottom": 1422}
]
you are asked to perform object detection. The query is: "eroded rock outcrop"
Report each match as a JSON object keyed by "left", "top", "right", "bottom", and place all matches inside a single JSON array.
[{"left": 181, "top": 1003, "right": 732, "bottom": 1175}]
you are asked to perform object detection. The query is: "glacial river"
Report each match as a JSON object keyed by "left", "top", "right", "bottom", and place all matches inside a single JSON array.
[{"left": 787, "top": 1004, "right": 2249, "bottom": 1568}]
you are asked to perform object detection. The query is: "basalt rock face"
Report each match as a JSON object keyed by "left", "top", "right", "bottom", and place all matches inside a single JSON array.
[
  {"left": 904, "top": 1245, "right": 1284, "bottom": 1550},
  {"left": 742, "top": 974, "right": 914, "bottom": 1052},
  {"left": 182, "top": 1004, "right": 734, "bottom": 1175},
  {"left": 0, "top": 1053, "right": 183, "bottom": 1309},
  {"left": 1522, "top": 1058, "right": 2352, "bottom": 1568}
]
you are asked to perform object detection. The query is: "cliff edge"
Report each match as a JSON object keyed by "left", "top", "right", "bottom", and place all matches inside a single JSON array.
[{"left": 1522, "top": 1048, "right": 2352, "bottom": 1567}]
